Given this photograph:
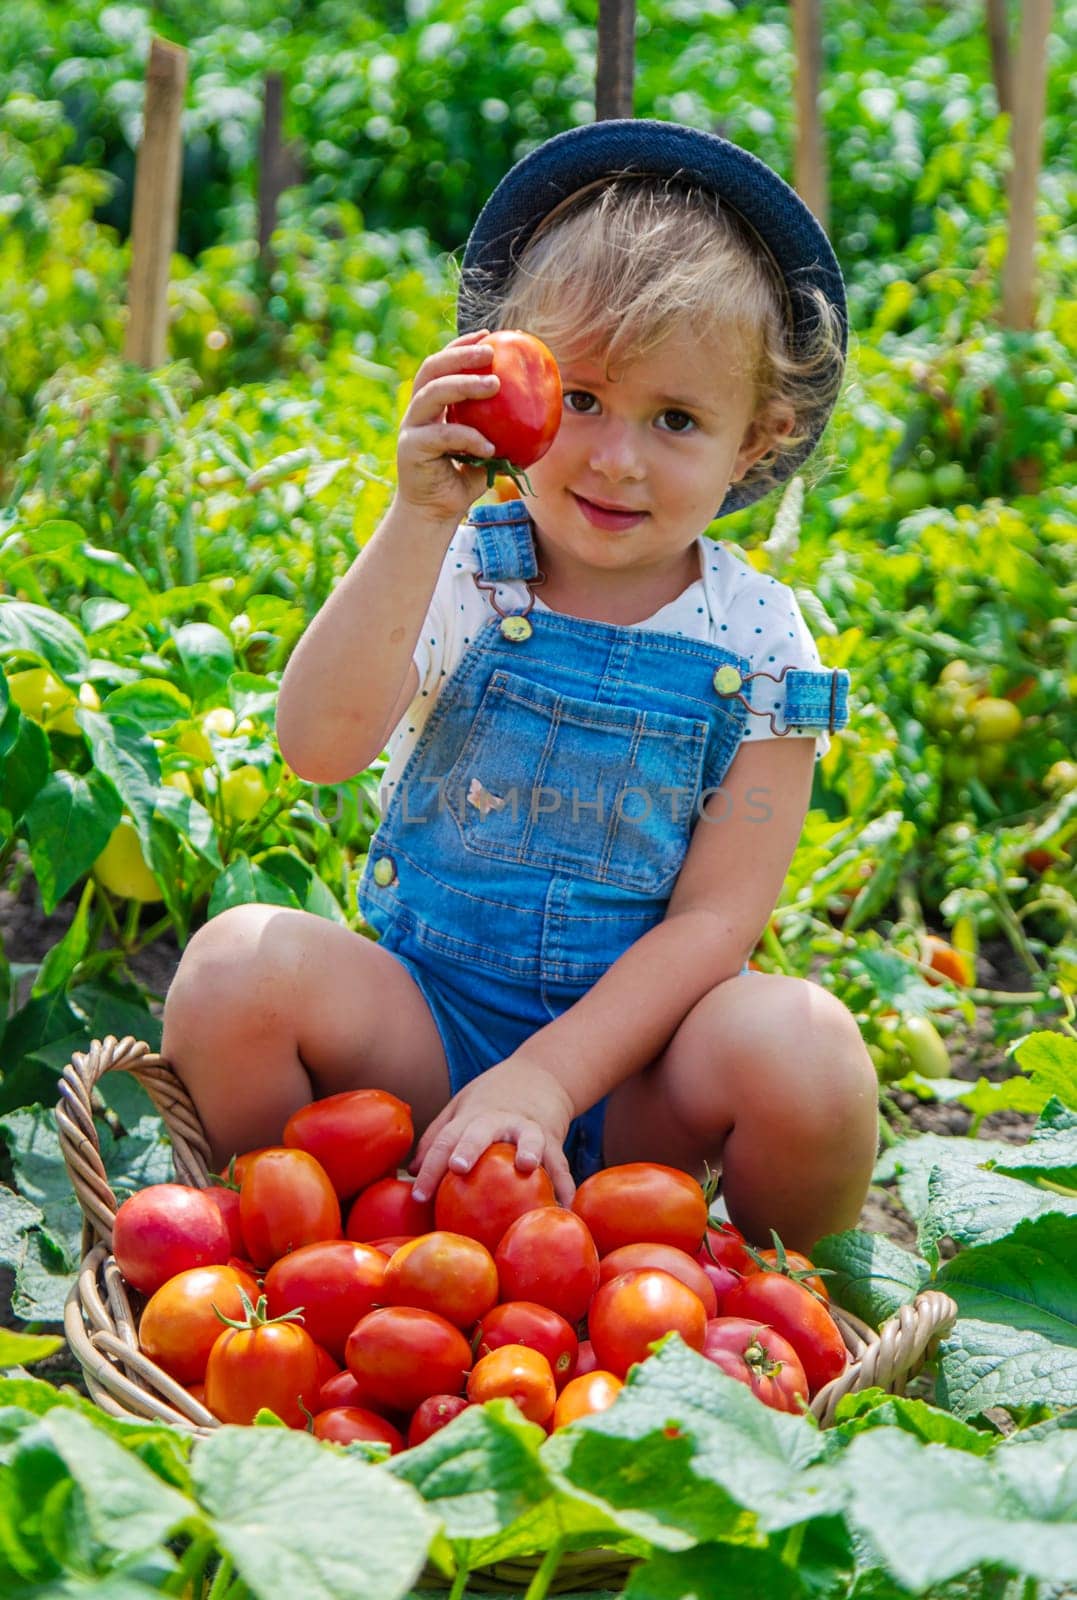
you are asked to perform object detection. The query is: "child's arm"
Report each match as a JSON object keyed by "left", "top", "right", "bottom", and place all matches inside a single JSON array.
[
  {"left": 411, "top": 735, "right": 816, "bottom": 1202},
  {"left": 276, "top": 333, "right": 500, "bottom": 783}
]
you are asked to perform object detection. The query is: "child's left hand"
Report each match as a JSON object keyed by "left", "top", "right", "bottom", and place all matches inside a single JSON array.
[{"left": 409, "top": 1059, "right": 577, "bottom": 1206}]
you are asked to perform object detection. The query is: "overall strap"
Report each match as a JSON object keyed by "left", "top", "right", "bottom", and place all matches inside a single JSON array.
[
  {"left": 466, "top": 498, "right": 540, "bottom": 582},
  {"left": 712, "top": 663, "right": 851, "bottom": 734}
]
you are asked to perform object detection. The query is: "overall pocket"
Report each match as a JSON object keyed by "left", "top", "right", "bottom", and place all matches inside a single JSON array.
[{"left": 444, "top": 669, "right": 708, "bottom": 893}]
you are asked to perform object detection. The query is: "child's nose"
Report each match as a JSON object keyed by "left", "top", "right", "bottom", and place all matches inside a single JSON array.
[{"left": 588, "top": 418, "right": 645, "bottom": 481}]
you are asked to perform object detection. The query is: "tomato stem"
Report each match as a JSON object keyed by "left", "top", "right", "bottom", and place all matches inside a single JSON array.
[{"left": 522, "top": 1535, "right": 567, "bottom": 1600}]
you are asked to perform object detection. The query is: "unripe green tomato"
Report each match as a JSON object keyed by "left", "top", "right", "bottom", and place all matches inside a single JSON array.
[
  {"left": 970, "top": 697, "right": 1022, "bottom": 744},
  {"left": 94, "top": 819, "right": 163, "bottom": 903},
  {"left": 932, "top": 463, "right": 967, "bottom": 499},
  {"left": 896, "top": 1016, "right": 951, "bottom": 1079},
  {"left": 1044, "top": 760, "right": 1077, "bottom": 796},
  {"left": 220, "top": 765, "right": 269, "bottom": 822},
  {"left": 890, "top": 469, "right": 932, "bottom": 511}
]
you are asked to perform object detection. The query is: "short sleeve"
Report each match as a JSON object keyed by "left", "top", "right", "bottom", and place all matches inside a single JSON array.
[{"left": 741, "top": 583, "right": 833, "bottom": 759}]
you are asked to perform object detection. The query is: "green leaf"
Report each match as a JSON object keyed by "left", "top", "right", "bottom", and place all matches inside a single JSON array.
[
  {"left": 207, "top": 856, "right": 303, "bottom": 917},
  {"left": 0, "top": 1329, "right": 64, "bottom": 1368},
  {"left": 228, "top": 671, "right": 279, "bottom": 721},
  {"left": 172, "top": 622, "right": 235, "bottom": 708},
  {"left": 920, "top": 1151, "right": 1077, "bottom": 1255},
  {"left": 0, "top": 599, "right": 89, "bottom": 675},
  {"left": 152, "top": 786, "right": 222, "bottom": 869},
  {"left": 810, "top": 1230, "right": 931, "bottom": 1327},
  {"left": 43, "top": 1409, "right": 195, "bottom": 1559},
  {"left": 0, "top": 703, "right": 50, "bottom": 831},
  {"left": 102, "top": 679, "right": 192, "bottom": 732},
  {"left": 0, "top": 1376, "right": 192, "bottom": 1488},
  {"left": 257, "top": 849, "right": 348, "bottom": 924},
  {"left": 191, "top": 1426, "right": 435, "bottom": 1600},
  {"left": 934, "top": 1214, "right": 1077, "bottom": 1419},
  {"left": 77, "top": 712, "right": 160, "bottom": 854},
  {"left": 874, "top": 1132, "right": 1033, "bottom": 1226},
  {"left": 838, "top": 1426, "right": 1077, "bottom": 1590},
  {"left": 24, "top": 769, "right": 122, "bottom": 914},
  {"left": 0, "top": 989, "right": 85, "bottom": 1120},
  {"left": 1012, "top": 1031, "right": 1077, "bottom": 1110},
  {"left": 624, "top": 1540, "right": 812, "bottom": 1600},
  {"left": 32, "top": 879, "right": 95, "bottom": 998},
  {"left": 984, "top": 1099, "right": 1077, "bottom": 1192},
  {"left": 828, "top": 1389, "right": 996, "bottom": 1453}
]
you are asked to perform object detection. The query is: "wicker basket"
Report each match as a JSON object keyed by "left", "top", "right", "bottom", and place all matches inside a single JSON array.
[{"left": 57, "top": 1035, "right": 958, "bottom": 1585}]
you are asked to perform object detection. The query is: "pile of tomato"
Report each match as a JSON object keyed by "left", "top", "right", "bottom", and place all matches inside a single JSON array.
[{"left": 113, "top": 1089, "right": 849, "bottom": 1452}]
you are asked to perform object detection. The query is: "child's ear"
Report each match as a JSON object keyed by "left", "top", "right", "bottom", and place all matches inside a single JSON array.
[{"left": 731, "top": 404, "right": 796, "bottom": 482}]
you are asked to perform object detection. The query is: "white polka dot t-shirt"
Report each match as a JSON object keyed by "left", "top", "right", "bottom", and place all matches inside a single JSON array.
[{"left": 382, "top": 522, "right": 830, "bottom": 803}]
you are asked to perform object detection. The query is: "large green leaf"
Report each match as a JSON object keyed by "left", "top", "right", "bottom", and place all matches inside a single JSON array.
[
  {"left": 171, "top": 622, "right": 235, "bottom": 707},
  {"left": 23, "top": 769, "right": 121, "bottom": 914},
  {"left": 810, "top": 1229, "right": 931, "bottom": 1327},
  {"left": 77, "top": 712, "right": 160, "bottom": 853},
  {"left": 874, "top": 1132, "right": 1019, "bottom": 1226},
  {"left": 1012, "top": 1031, "right": 1077, "bottom": 1110},
  {"left": 0, "top": 703, "right": 50, "bottom": 831},
  {"left": 920, "top": 1154, "right": 1077, "bottom": 1256},
  {"left": 41, "top": 1409, "right": 194, "bottom": 1560},
  {"left": 983, "top": 1099, "right": 1077, "bottom": 1192},
  {"left": 0, "top": 599, "right": 89, "bottom": 675},
  {"left": 206, "top": 856, "right": 302, "bottom": 917}
]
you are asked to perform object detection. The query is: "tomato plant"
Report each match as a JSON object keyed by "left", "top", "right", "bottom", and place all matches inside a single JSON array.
[
  {"left": 552, "top": 1370, "right": 623, "bottom": 1429},
  {"left": 446, "top": 330, "right": 562, "bottom": 491},
  {"left": 598, "top": 1242, "right": 718, "bottom": 1318},
  {"left": 701, "top": 1317, "right": 809, "bottom": 1412},
  {"left": 204, "top": 1296, "right": 323, "bottom": 1428},
  {"left": 345, "top": 1306, "right": 472, "bottom": 1413},
  {"left": 722, "top": 1274, "right": 847, "bottom": 1396},
  {"left": 573, "top": 1164, "right": 708, "bottom": 1256},
  {"left": 382, "top": 1231, "right": 499, "bottom": 1328},
  {"left": 588, "top": 1268, "right": 707, "bottom": 1378},
  {"left": 477, "top": 1301, "right": 578, "bottom": 1390},
  {"left": 434, "top": 1141, "right": 556, "bottom": 1254},
  {"left": 345, "top": 1177, "right": 435, "bottom": 1242},
  {"left": 312, "top": 1407, "right": 405, "bottom": 1453},
  {"left": 407, "top": 1394, "right": 472, "bottom": 1447},
  {"left": 239, "top": 1149, "right": 342, "bottom": 1268},
  {"left": 113, "top": 1184, "right": 231, "bottom": 1296},
  {"left": 263, "top": 1239, "right": 387, "bottom": 1362},
  {"left": 467, "top": 1343, "right": 557, "bottom": 1425},
  {"left": 283, "top": 1089, "right": 413, "bottom": 1200},
  {"left": 138, "top": 1263, "right": 260, "bottom": 1385},
  {"left": 494, "top": 1207, "right": 600, "bottom": 1324}
]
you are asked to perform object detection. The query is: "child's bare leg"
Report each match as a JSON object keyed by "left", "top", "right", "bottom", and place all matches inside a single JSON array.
[
  {"left": 601, "top": 972, "right": 878, "bottom": 1252},
  {"left": 161, "top": 904, "right": 451, "bottom": 1168}
]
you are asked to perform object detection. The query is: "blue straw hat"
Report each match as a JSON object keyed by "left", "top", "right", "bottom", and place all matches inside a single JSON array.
[{"left": 458, "top": 119, "right": 847, "bottom": 517}]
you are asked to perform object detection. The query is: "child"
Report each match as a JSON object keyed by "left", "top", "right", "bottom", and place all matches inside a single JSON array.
[{"left": 162, "top": 121, "right": 878, "bottom": 1252}]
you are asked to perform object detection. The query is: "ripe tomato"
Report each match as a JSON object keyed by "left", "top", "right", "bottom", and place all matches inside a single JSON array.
[
  {"left": 407, "top": 1394, "right": 472, "bottom": 1447},
  {"left": 205, "top": 1305, "right": 322, "bottom": 1428},
  {"left": 113, "top": 1184, "right": 231, "bottom": 1296},
  {"left": 312, "top": 1407, "right": 405, "bottom": 1453},
  {"left": 478, "top": 1302, "right": 578, "bottom": 1391},
  {"left": 434, "top": 1142, "right": 556, "bottom": 1254},
  {"left": 921, "top": 933, "right": 974, "bottom": 988},
  {"left": 695, "top": 1222, "right": 753, "bottom": 1306},
  {"left": 572, "top": 1164, "right": 707, "bottom": 1256},
  {"left": 203, "top": 1185, "right": 245, "bottom": 1256},
  {"left": 446, "top": 330, "right": 562, "bottom": 483},
  {"left": 573, "top": 1339, "right": 598, "bottom": 1378},
  {"left": 701, "top": 1317, "right": 808, "bottom": 1413},
  {"left": 370, "top": 1235, "right": 417, "bottom": 1256},
  {"left": 219, "top": 1148, "right": 273, "bottom": 1186},
  {"left": 346, "top": 1177, "right": 435, "bottom": 1242},
  {"left": 263, "top": 1239, "right": 387, "bottom": 1361},
  {"left": 552, "top": 1370, "right": 623, "bottom": 1429},
  {"left": 599, "top": 1243, "right": 718, "bottom": 1318},
  {"left": 751, "top": 1248, "right": 830, "bottom": 1302},
  {"left": 312, "top": 1342, "right": 341, "bottom": 1392},
  {"left": 382, "top": 1232, "right": 498, "bottom": 1329},
  {"left": 494, "top": 1208, "right": 600, "bottom": 1325},
  {"left": 345, "top": 1306, "right": 472, "bottom": 1413},
  {"left": 588, "top": 1268, "right": 707, "bottom": 1378},
  {"left": 239, "top": 1148, "right": 342, "bottom": 1268},
  {"left": 138, "top": 1263, "right": 260, "bottom": 1385},
  {"left": 318, "top": 1369, "right": 368, "bottom": 1411},
  {"left": 284, "top": 1089, "right": 413, "bottom": 1201},
  {"left": 467, "top": 1344, "right": 556, "bottom": 1425},
  {"left": 722, "top": 1273, "right": 847, "bottom": 1396}
]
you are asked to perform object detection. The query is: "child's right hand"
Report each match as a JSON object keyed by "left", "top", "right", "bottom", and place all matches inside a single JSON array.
[{"left": 394, "top": 331, "right": 501, "bottom": 526}]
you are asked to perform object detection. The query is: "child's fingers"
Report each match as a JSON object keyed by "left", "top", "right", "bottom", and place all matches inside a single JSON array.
[{"left": 404, "top": 370, "right": 499, "bottom": 429}]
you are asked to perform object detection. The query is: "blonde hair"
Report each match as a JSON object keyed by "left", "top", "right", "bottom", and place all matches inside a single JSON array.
[{"left": 460, "top": 177, "right": 845, "bottom": 498}]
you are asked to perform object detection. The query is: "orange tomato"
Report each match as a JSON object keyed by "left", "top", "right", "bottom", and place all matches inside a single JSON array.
[
  {"left": 552, "top": 1370, "right": 623, "bottom": 1429},
  {"left": 921, "top": 934, "right": 974, "bottom": 987},
  {"left": 138, "top": 1263, "right": 260, "bottom": 1385},
  {"left": 467, "top": 1343, "right": 556, "bottom": 1425},
  {"left": 382, "top": 1232, "right": 499, "bottom": 1329}
]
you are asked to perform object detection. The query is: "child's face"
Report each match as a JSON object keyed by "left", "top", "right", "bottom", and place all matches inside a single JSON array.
[{"left": 525, "top": 319, "right": 775, "bottom": 593}]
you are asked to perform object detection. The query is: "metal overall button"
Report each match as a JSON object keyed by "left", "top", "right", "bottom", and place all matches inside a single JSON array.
[
  {"left": 712, "top": 664, "right": 743, "bottom": 696},
  {"left": 372, "top": 856, "right": 396, "bottom": 887},
  {"left": 499, "top": 615, "right": 533, "bottom": 643}
]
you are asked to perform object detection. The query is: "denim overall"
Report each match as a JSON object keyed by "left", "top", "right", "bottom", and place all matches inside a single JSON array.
[{"left": 358, "top": 499, "right": 850, "bottom": 1178}]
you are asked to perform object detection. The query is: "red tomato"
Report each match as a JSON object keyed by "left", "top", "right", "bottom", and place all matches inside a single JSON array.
[
  {"left": 588, "top": 1268, "right": 707, "bottom": 1378},
  {"left": 263, "top": 1240, "right": 387, "bottom": 1361},
  {"left": 346, "top": 1177, "right": 435, "bottom": 1242},
  {"left": 695, "top": 1222, "right": 753, "bottom": 1305},
  {"left": 205, "top": 1308, "right": 322, "bottom": 1428},
  {"left": 701, "top": 1317, "right": 809, "bottom": 1412},
  {"left": 113, "top": 1184, "right": 231, "bottom": 1296},
  {"left": 552, "top": 1370, "right": 623, "bottom": 1429},
  {"left": 467, "top": 1344, "right": 556, "bottom": 1425},
  {"left": 407, "top": 1394, "right": 473, "bottom": 1447},
  {"left": 494, "top": 1207, "right": 600, "bottom": 1324},
  {"left": 138, "top": 1263, "right": 260, "bottom": 1385},
  {"left": 478, "top": 1302, "right": 578, "bottom": 1391},
  {"left": 382, "top": 1232, "right": 498, "bottom": 1329},
  {"left": 312, "top": 1342, "right": 341, "bottom": 1391},
  {"left": 318, "top": 1369, "right": 368, "bottom": 1411},
  {"left": 203, "top": 1185, "right": 245, "bottom": 1257},
  {"left": 239, "top": 1148, "right": 342, "bottom": 1268},
  {"left": 573, "top": 1339, "right": 598, "bottom": 1378},
  {"left": 572, "top": 1164, "right": 707, "bottom": 1256},
  {"left": 446, "top": 330, "right": 562, "bottom": 474},
  {"left": 599, "top": 1243, "right": 718, "bottom": 1318},
  {"left": 370, "top": 1235, "right": 417, "bottom": 1256},
  {"left": 218, "top": 1148, "right": 273, "bottom": 1186},
  {"left": 312, "top": 1407, "right": 405, "bottom": 1453},
  {"left": 751, "top": 1247, "right": 830, "bottom": 1302},
  {"left": 722, "top": 1273, "right": 847, "bottom": 1396},
  {"left": 434, "top": 1142, "right": 556, "bottom": 1254},
  {"left": 283, "top": 1089, "right": 413, "bottom": 1201},
  {"left": 345, "top": 1306, "right": 472, "bottom": 1413}
]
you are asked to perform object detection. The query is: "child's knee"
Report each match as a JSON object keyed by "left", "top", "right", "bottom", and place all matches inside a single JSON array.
[{"left": 165, "top": 905, "right": 285, "bottom": 1032}]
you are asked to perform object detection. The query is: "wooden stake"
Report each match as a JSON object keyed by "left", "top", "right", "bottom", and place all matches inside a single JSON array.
[
  {"left": 791, "top": 0, "right": 828, "bottom": 229},
  {"left": 124, "top": 37, "right": 188, "bottom": 369},
  {"left": 258, "top": 72, "right": 304, "bottom": 269},
  {"left": 596, "top": 0, "right": 635, "bottom": 120},
  {"left": 1001, "top": 0, "right": 1052, "bottom": 329},
  {"left": 985, "top": 0, "right": 1013, "bottom": 114}
]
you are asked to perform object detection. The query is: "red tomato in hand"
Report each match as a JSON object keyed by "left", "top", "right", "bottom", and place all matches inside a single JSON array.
[
  {"left": 701, "top": 1316, "right": 809, "bottom": 1412},
  {"left": 346, "top": 1177, "right": 435, "bottom": 1242},
  {"left": 446, "top": 330, "right": 562, "bottom": 474},
  {"left": 382, "top": 1232, "right": 498, "bottom": 1329},
  {"left": 113, "top": 1184, "right": 231, "bottom": 1295},
  {"left": 552, "top": 1370, "right": 623, "bottom": 1429},
  {"left": 284, "top": 1089, "right": 413, "bottom": 1201},
  {"left": 588, "top": 1268, "right": 707, "bottom": 1379},
  {"left": 478, "top": 1301, "right": 578, "bottom": 1391},
  {"left": 494, "top": 1207, "right": 600, "bottom": 1325},
  {"left": 312, "top": 1407, "right": 405, "bottom": 1453},
  {"left": 572, "top": 1164, "right": 707, "bottom": 1256},
  {"left": 407, "top": 1393, "right": 472, "bottom": 1446},
  {"left": 263, "top": 1239, "right": 387, "bottom": 1362},
  {"left": 205, "top": 1307, "right": 322, "bottom": 1428},
  {"left": 467, "top": 1343, "right": 557, "bottom": 1425},
  {"left": 138, "top": 1262, "right": 260, "bottom": 1385},
  {"left": 239, "top": 1149, "right": 342, "bottom": 1268},
  {"left": 345, "top": 1306, "right": 472, "bottom": 1413},
  {"left": 434, "top": 1142, "right": 556, "bottom": 1253},
  {"left": 599, "top": 1243, "right": 718, "bottom": 1318},
  {"left": 722, "top": 1273, "right": 847, "bottom": 1396}
]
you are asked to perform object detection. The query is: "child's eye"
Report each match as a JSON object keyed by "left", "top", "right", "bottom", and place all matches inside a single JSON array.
[
  {"left": 564, "top": 390, "right": 599, "bottom": 414},
  {"left": 658, "top": 409, "right": 696, "bottom": 433}
]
